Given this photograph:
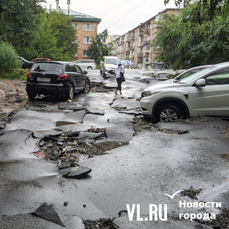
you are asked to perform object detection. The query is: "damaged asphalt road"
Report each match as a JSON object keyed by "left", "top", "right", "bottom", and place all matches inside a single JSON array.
[{"left": 1, "top": 69, "right": 229, "bottom": 228}]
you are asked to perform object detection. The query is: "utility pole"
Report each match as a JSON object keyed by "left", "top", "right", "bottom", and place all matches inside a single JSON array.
[
  {"left": 56, "top": 0, "right": 59, "bottom": 11},
  {"left": 67, "top": 0, "right": 70, "bottom": 16}
]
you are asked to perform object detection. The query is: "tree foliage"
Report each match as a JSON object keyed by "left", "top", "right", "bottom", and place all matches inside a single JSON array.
[
  {"left": 26, "top": 10, "right": 77, "bottom": 60},
  {"left": 153, "top": 2, "right": 229, "bottom": 69},
  {"left": 87, "top": 29, "right": 113, "bottom": 64},
  {"left": 0, "top": 42, "right": 20, "bottom": 72},
  {"left": 165, "top": 0, "right": 229, "bottom": 21},
  {"left": 0, "top": 0, "right": 45, "bottom": 56}
]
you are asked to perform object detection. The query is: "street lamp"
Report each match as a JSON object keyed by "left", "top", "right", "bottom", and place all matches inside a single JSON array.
[
  {"left": 56, "top": 0, "right": 59, "bottom": 11},
  {"left": 67, "top": 0, "right": 70, "bottom": 15}
]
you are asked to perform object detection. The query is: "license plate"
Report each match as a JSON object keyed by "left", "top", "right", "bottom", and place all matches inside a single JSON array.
[{"left": 37, "top": 77, "right": 51, "bottom": 82}]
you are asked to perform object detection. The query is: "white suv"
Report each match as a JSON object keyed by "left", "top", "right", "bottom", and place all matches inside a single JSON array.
[
  {"left": 100, "top": 56, "right": 120, "bottom": 78},
  {"left": 75, "top": 59, "right": 96, "bottom": 70},
  {"left": 140, "top": 62, "right": 229, "bottom": 122}
]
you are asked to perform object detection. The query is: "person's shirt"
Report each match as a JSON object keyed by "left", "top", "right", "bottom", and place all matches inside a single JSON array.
[{"left": 115, "top": 65, "right": 124, "bottom": 78}]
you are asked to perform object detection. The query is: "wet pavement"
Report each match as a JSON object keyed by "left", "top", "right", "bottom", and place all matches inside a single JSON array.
[{"left": 0, "top": 69, "right": 229, "bottom": 228}]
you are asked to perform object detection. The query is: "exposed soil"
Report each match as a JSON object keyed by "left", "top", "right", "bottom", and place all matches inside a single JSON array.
[{"left": 0, "top": 80, "right": 27, "bottom": 118}]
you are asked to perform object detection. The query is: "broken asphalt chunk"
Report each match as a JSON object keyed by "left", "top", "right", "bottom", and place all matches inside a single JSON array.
[
  {"left": 58, "top": 102, "right": 86, "bottom": 111},
  {"left": 86, "top": 108, "right": 105, "bottom": 115},
  {"left": 66, "top": 131, "right": 80, "bottom": 137},
  {"left": 32, "top": 203, "right": 65, "bottom": 227},
  {"left": 58, "top": 160, "right": 75, "bottom": 169},
  {"left": 0, "top": 121, "right": 6, "bottom": 129},
  {"left": 59, "top": 166, "right": 92, "bottom": 179}
]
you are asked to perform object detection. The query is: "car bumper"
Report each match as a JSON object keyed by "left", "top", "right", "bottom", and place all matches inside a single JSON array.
[
  {"left": 140, "top": 97, "right": 155, "bottom": 117},
  {"left": 104, "top": 69, "right": 115, "bottom": 75},
  {"left": 26, "top": 82, "right": 70, "bottom": 96}
]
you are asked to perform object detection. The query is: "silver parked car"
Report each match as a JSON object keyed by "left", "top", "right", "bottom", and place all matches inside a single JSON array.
[
  {"left": 74, "top": 59, "right": 96, "bottom": 70},
  {"left": 140, "top": 62, "right": 229, "bottom": 122}
]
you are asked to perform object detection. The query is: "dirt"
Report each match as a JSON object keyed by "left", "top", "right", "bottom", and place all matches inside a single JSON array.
[
  {"left": 180, "top": 186, "right": 203, "bottom": 200},
  {"left": 0, "top": 79, "right": 28, "bottom": 118}
]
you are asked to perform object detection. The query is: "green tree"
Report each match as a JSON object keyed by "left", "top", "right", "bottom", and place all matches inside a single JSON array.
[
  {"left": 0, "top": 42, "right": 20, "bottom": 72},
  {"left": 153, "top": 3, "right": 229, "bottom": 69},
  {"left": 27, "top": 10, "right": 77, "bottom": 60},
  {"left": 165, "top": 0, "right": 229, "bottom": 21},
  {"left": 87, "top": 29, "right": 113, "bottom": 64},
  {"left": 0, "top": 0, "right": 44, "bottom": 56}
]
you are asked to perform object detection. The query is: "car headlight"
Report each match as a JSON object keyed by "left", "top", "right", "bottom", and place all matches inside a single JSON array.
[{"left": 141, "top": 91, "right": 161, "bottom": 98}]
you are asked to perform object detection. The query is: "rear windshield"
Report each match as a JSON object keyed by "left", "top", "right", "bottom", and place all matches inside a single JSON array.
[{"left": 31, "top": 63, "right": 63, "bottom": 72}]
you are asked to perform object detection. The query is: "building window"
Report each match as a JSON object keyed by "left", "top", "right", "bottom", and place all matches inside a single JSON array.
[
  {"left": 83, "top": 37, "right": 92, "bottom": 44},
  {"left": 72, "top": 23, "right": 77, "bottom": 29},
  {"left": 83, "top": 50, "right": 88, "bottom": 57},
  {"left": 83, "top": 24, "right": 93, "bottom": 31}
]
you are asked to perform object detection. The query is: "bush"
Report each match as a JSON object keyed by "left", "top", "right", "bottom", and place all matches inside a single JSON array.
[
  {"left": 0, "top": 42, "right": 20, "bottom": 72},
  {"left": 0, "top": 68, "right": 27, "bottom": 80}
]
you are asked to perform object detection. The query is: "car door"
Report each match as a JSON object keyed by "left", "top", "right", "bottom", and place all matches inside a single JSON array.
[
  {"left": 74, "top": 65, "right": 85, "bottom": 90},
  {"left": 65, "top": 64, "right": 78, "bottom": 90},
  {"left": 188, "top": 68, "right": 229, "bottom": 116}
]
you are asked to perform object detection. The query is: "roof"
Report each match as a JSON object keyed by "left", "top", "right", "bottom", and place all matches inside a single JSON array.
[{"left": 62, "top": 9, "right": 101, "bottom": 22}]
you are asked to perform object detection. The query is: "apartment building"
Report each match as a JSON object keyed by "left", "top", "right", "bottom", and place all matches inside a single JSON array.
[
  {"left": 64, "top": 10, "right": 101, "bottom": 60},
  {"left": 115, "top": 8, "right": 178, "bottom": 69}
]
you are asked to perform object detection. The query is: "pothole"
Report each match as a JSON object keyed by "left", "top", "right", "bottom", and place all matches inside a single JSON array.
[{"left": 33, "top": 127, "right": 129, "bottom": 178}]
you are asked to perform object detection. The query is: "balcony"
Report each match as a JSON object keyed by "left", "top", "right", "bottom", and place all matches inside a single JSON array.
[
  {"left": 139, "top": 28, "right": 144, "bottom": 35},
  {"left": 143, "top": 51, "right": 149, "bottom": 57},
  {"left": 138, "top": 41, "right": 143, "bottom": 47},
  {"left": 125, "top": 35, "right": 130, "bottom": 42},
  {"left": 144, "top": 58, "right": 151, "bottom": 64},
  {"left": 120, "top": 40, "right": 124, "bottom": 45}
]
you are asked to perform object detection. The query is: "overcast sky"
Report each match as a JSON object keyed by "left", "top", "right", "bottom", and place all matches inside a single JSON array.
[{"left": 44, "top": 0, "right": 177, "bottom": 35}]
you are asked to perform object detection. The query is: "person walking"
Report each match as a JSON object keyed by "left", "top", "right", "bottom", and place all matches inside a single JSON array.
[{"left": 114, "top": 63, "right": 125, "bottom": 95}]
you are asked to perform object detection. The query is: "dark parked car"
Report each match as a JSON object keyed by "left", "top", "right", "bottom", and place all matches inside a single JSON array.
[
  {"left": 26, "top": 61, "right": 90, "bottom": 100},
  {"left": 19, "top": 56, "right": 34, "bottom": 69},
  {"left": 31, "top": 58, "right": 51, "bottom": 63}
]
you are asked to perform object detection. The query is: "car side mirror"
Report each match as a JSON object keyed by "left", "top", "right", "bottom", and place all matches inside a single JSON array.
[
  {"left": 83, "top": 70, "right": 88, "bottom": 75},
  {"left": 195, "top": 78, "right": 206, "bottom": 86}
]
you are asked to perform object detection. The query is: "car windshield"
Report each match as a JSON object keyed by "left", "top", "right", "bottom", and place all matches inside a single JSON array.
[
  {"left": 179, "top": 67, "right": 216, "bottom": 84},
  {"left": 106, "top": 58, "right": 119, "bottom": 64},
  {"left": 31, "top": 63, "right": 63, "bottom": 72}
]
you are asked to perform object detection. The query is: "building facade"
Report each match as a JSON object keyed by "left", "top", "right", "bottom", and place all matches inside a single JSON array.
[
  {"left": 115, "top": 8, "right": 178, "bottom": 69},
  {"left": 65, "top": 10, "right": 101, "bottom": 60}
]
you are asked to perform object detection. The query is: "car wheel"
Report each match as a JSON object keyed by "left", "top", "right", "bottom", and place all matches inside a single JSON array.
[
  {"left": 157, "top": 104, "right": 181, "bottom": 123},
  {"left": 87, "top": 66, "right": 92, "bottom": 70},
  {"left": 27, "top": 92, "right": 36, "bottom": 100},
  {"left": 66, "top": 84, "right": 74, "bottom": 100},
  {"left": 102, "top": 70, "right": 107, "bottom": 78},
  {"left": 84, "top": 81, "right": 90, "bottom": 93}
]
